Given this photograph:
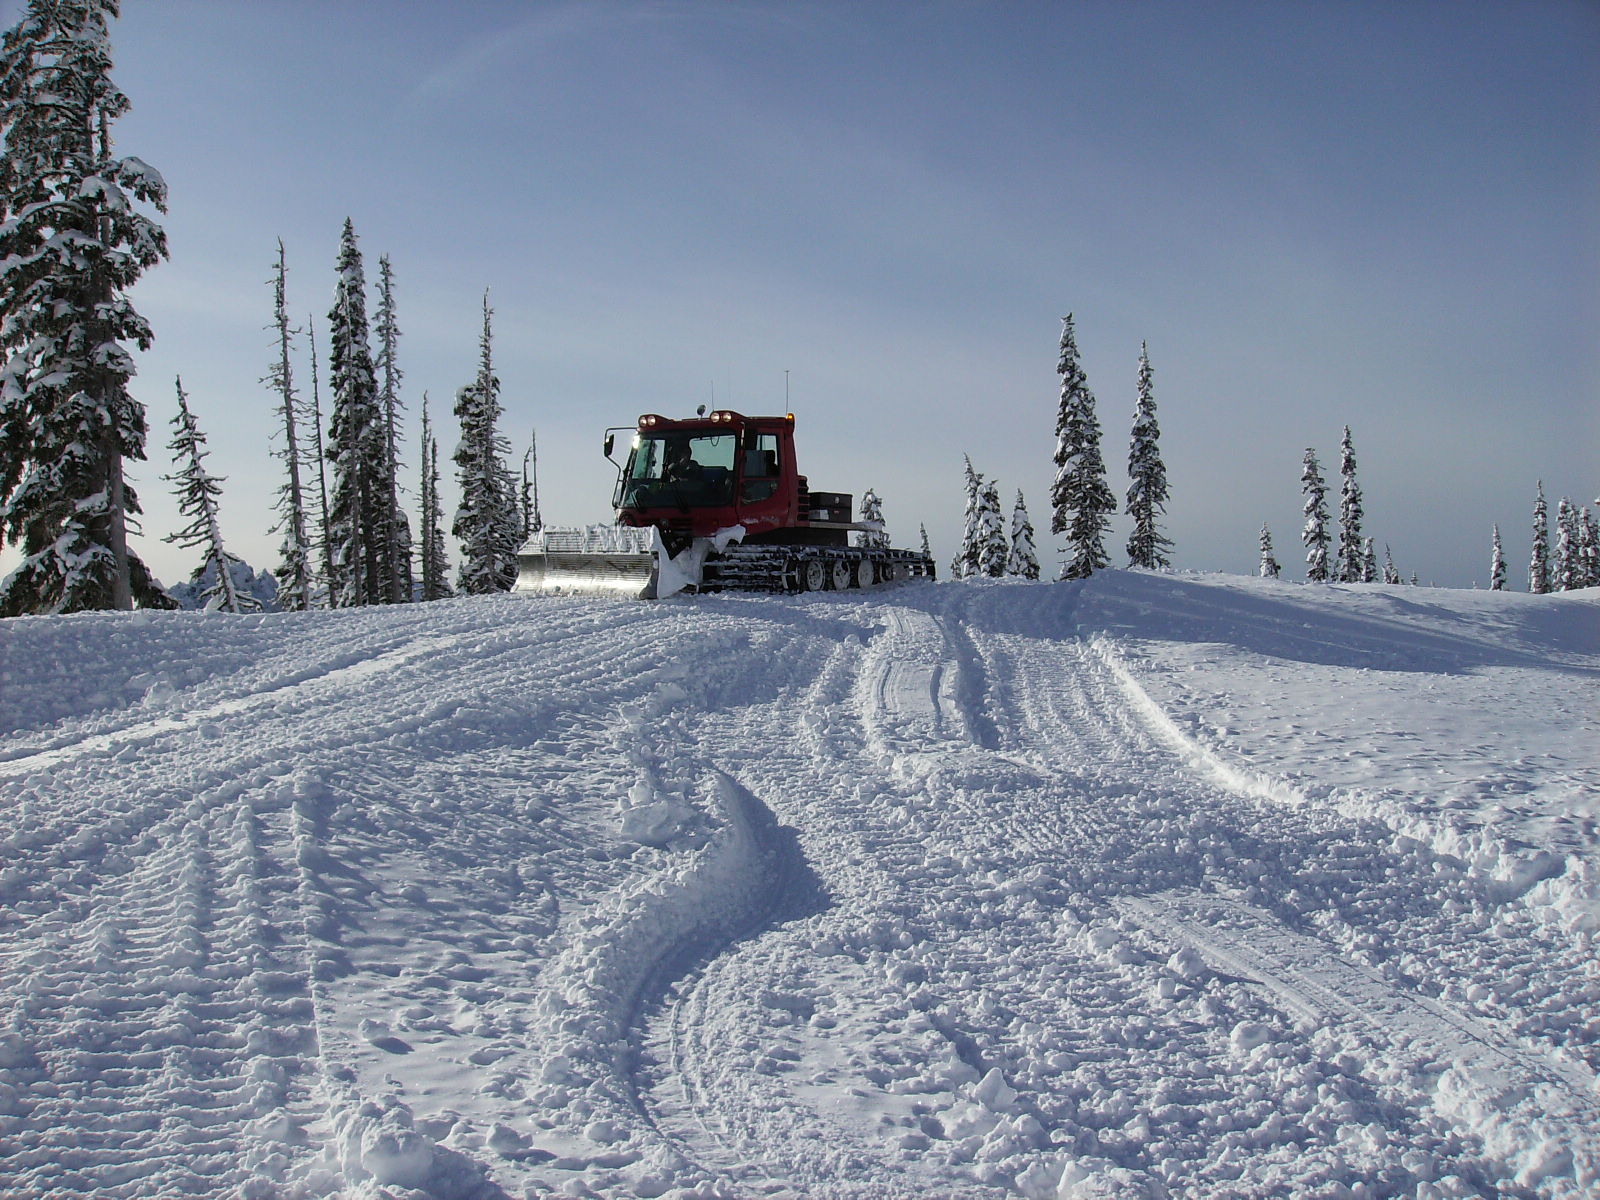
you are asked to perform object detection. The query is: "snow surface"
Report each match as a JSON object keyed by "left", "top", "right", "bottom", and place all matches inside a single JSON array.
[{"left": 0, "top": 571, "right": 1595, "bottom": 1199}]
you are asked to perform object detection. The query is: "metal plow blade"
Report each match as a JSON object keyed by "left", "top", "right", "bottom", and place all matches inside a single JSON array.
[{"left": 513, "top": 526, "right": 663, "bottom": 598}]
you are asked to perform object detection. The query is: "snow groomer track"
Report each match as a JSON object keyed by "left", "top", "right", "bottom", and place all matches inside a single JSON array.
[{"left": 1, "top": 571, "right": 1596, "bottom": 1198}]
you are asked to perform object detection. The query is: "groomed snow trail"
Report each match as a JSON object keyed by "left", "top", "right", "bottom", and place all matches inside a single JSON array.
[{"left": 2, "top": 576, "right": 1595, "bottom": 1199}]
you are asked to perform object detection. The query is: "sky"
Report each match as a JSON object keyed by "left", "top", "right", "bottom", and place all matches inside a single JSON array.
[{"left": 4, "top": 0, "right": 1597, "bottom": 590}]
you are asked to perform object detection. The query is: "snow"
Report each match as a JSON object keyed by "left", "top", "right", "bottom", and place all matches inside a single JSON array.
[{"left": 0, "top": 570, "right": 1595, "bottom": 1199}]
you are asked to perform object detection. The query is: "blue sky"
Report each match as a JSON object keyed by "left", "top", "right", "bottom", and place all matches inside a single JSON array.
[{"left": 8, "top": 0, "right": 1596, "bottom": 588}]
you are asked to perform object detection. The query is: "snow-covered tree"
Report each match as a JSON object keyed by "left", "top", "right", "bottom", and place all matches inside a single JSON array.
[
  {"left": 1125, "top": 342, "right": 1171, "bottom": 569},
  {"left": 265, "top": 240, "right": 312, "bottom": 611},
  {"left": 453, "top": 291, "right": 520, "bottom": 594},
  {"left": 520, "top": 429, "right": 541, "bottom": 540},
  {"left": 919, "top": 523, "right": 931, "bottom": 562},
  {"left": 1529, "top": 481, "right": 1549, "bottom": 594},
  {"left": 1555, "top": 496, "right": 1581, "bottom": 591},
  {"left": 1258, "top": 523, "right": 1281, "bottom": 579},
  {"left": 373, "top": 253, "right": 413, "bottom": 604},
  {"left": 1382, "top": 544, "right": 1400, "bottom": 586},
  {"left": 1051, "top": 315, "right": 1116, "bottom": 580},
  {"left": 1361, "top": 536, "right": 1377, "bottom": 584},
  {"left": 163, "top": 378, "right": 257, "bottom": 613},
  {"left": 857, "top": 486, "right": 889, "bottom": 549},
  {"left": 1008, "top": 490, "right": 1039, "bottom": 579},
  {"left": 325, "top": 218, "right": 385, "bottom": 607},
  {"left": 1580, "top": 506, "right": 1598, "bottom": 590},
  {"left": 952, "top": 455, "right": 983, "bottom": 579},
  {"left": 1490, "top": 524, "right": 1506, "bottom": 591},
  {"left": 1336, "top": 426, "right": 1364, "bottom": 583},
  {"left": 0, "top": 0, "right": 175, "bottom": 615},
  {"left": 418, "top": 394, "right": 452, "bottom": 601},
  {"left": 977, "top": 481, "right": 1006, "bottom": 577},
  {"left": 305, "top": 312, "right": 334, "bottom": 602},
  {"left": 1301, "top": 448, "right": 1331, "bottom": 582}
]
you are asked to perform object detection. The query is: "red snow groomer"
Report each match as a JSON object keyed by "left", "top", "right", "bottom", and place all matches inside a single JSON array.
[{"left": 514, "top": 410, "right": 935, "bottom": 598}]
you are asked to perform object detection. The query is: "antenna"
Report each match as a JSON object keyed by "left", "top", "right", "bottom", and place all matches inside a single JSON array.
[{"left": 784, "top": 369, "right": 790, "bottom": 408}]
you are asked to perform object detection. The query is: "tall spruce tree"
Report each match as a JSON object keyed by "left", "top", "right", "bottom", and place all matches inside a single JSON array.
[
  {"left": 1336, "top": 425, "right": 1364, "bottom": 583},
  {"left": 1051, "top": 315, "right": 1115, "bottom": 580},
  {"left": 1555, "top": 497, "right": 1580, "bottom": 591},
  {"left": 857, "top": 487, "right": 889, "bottom": 549},
  {"left": 1382, "top": 544, "right": 1400, "bottom": 585},
  {"left": 163, "top": 379, "right": 256, "bottom": 613},
  {"left": 373, "top": 254, "right": 412, "bottom": 602},
  {"left": 266, "top": 240, "right": 312, "bottom": 611},
  {"left": 953, "top": 455, "right": 983, "bottom": 579},
  {"left": 1490, "top": 524, "right": 1507, "bottom": 591},
  {"left": 1579, "top": 506, "right": 1599, "bottom": 590},
  {"left": 1301, "top": 448, "right": 1331, "bottom": 582},
  {"left": 1529, "top": 481, "right": 1549, "bottom": 594},
  {"left": 1125, "top": 342, "right": 1171, "bottom": 569},
  {"left": 1008, "top": 490, "right": 1040, "bottom": 580},
  {"left": 453, "top": 291, "right": 520, "bottom": 593},
  {"left": 418, "top": 394, "right": 452, "bottom": 601},
  {"left": 305, "top": 312, "right": 334, "bottom": 602},
  {"left": 1360, "top": 536, "right": 1377, "bottom": 584},
  {"left": 977, "top": 480, "right": 1006, "bottom": 577},
  {"left": 1259, "top": 523, "right": 1281, "bottom": 579},
  {"left": 919, "top": 523, "right": 931, "bottom": 562},
  {"left": 0, "top": 0, "right": 174, "bottom": 614},
  {"left": 325, "top": 219, "right": 384, "bottom": 606},
  {"left": 520, "top": 430, "right": 541, "bottom": 540}
]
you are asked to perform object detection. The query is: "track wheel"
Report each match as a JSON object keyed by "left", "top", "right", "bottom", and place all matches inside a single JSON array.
[
  {"left": 800, "top": 558, "right": 828, "bottom": 592},
  {"left": 879, "top": 560, "right": 899, "bottom": 584},
  {"left": 853, "top": 558, "right": 874, "bottom": 588},
  {"left": 829, "top": 558, "right": 852, "bottom": 590}
]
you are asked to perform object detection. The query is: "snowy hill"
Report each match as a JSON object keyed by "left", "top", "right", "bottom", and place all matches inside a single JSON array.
[{"left": 0, "top": 572, "right": 1595, "bottom": 1200}]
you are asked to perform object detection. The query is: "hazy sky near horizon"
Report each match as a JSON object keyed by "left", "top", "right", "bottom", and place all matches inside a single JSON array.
[{"left": 6, "top": 0, "right": 1596, "bottom": 589}]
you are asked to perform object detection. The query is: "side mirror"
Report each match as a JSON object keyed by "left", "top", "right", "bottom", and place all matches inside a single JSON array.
[{"left": 603, "top": 433, "right": 615, "bottom": 458}]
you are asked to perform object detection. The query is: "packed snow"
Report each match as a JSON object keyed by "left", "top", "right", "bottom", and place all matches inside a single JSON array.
[{"left": 0, "top": 570, "right": 1595, "bottom": 1200}]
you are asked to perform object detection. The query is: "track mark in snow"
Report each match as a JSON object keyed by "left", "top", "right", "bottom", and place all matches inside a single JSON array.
[{"left": 1118, "top": 888, "right": 1600, "bottom": 1193}]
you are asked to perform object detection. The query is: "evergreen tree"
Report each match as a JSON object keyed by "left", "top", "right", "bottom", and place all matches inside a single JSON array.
[
  {"left": 418, "top": 394, "right": 452, "bottom": 601},
  {"left": 977, "top": 480, "right": 1006, "bottom": 577},
  {"left": 1125, "top": 342, "right": 1172, "bottom": 569},
  {"left": 305, "top": 312, "right": 334, "bottom": 603},
  {"left": 520, "top": 429, "right": 541, "bottom": 540},
  {"left": 1361, "top": 536, "right": 1377, "bottom": 583},
  {"left": 325, "top": 219, "right": 384, "bottom": 606},
  {"left": 163, "top": 379, "right": 256, "bottom": 613},
  {"left": 0, "top": 0, "right": 174, "bottom": 614},
  {"left": 373, "top": 254, "right": 412, "bottom": 603},
  {"left": 952, "top": 455, "right": 983, "bottom": 579},
  {"left": 1008, "top": 490, "right": 1040, "bottom": 579},
  {"left": 1301, "top": 448, "right": 1331, "bottom": 582},
  {"left": 265, "top": 240, "right": 312, "bottom": 611},
  {"left": 857, "top": 487, "right": 889, "bottom": 549},
  {"left": 1490, "top": 524, "right": 1506, "bottom": 591},
  {"left": 1580, "top": 506, "right": 1599, "bottom": 590},
  {"left": 1258, "top": 523, "right": 1281, "bottom": 579},
  {"left": 1555, "top": 497, "right": 1580, "bottom": 591},
  {"left": 453, "top": 291, "right": 520, "bottom": 593},
  {"left": 918, "top": 523, "right": 931, "bottom": 561},
  {"left": 1529, "top": 481, "right": 1549, "bottom": 594},
  {"left": 1336, "top": 425, "right": 1364, "bottom": 583},
  {"left": 1382, "top": 544, "right": 1401, "bottom": 586},
  {"left": 1050, "top": 314, "right": 1115, "bottom": 580}
]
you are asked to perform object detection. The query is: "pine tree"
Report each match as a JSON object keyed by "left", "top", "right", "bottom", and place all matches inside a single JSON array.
[
  {"left": 520, "top": 429, "right": 541, "bottom": 540},
  {"left": 1050, "top": 315, "right": 1115, "bottom": 580},
  {"left": 305, "top": 312, "right": 334, "bottom": 603},
  {"left": 0, "top": 0, "right": 175, "bottom": 614},
  {"left": 1529, "top": 481, "right": 1549, "bottom": 594},
  {"left": 1258, "top": 523, "right": 1281, "bottom": 579},
  {"left": 1125, "top": 342, "right": 1172, "bottom": 569},
  {"left": 373, "top": 254, "right": 413, "bottom": 603},
  {"left": 1580, "top": 506, "right": 1599, "bottom": 590},
  {"left": 453, "top": 291, "right": 520, "bottom": 593},
  {"left": 163, "top": 379, "right": 256, "bottom": 613},
  {"left": 1301, "top": 448, "right": 1331, "bottom": 582},
  {"left": 953, "top": 455, "right": 983, "bottom": 579},
  {"left": 857, "top": 487, "right": 889, "bottom": 549},
  {"left": 977, "top": 480, "right": 1006, "bottom": 577},
  {"left": 325, "top": 219, "right": 384, "bottom": 606},
  {"left": 265, "top": 240, "right": 312, "bottom": 611},
  {"left": 1490, "top": 524, "right": 1506, "bottom": 591},
  {"left": 418, "top": 394, "right": 452, "bottom": 601},
  {"left": 1336, "top": 426, "right": 1364, "bottom": 583},
  {"left": 1360, "top": 536, "right": 1377, "bottom": 583},
  {"left": 1555, "top": 497, "right": 1580, "bottom": 591},
  {"left": 1008, "top": 490, "right": 1040, "bottom": 579},
  {"left": 1382, "top": 544, "right": 1400, "bottom": 586},
  {"left": 918, "top": 523, "right": 931, "bottom": 561}
]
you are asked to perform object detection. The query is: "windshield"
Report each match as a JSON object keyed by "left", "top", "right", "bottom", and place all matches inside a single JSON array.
[{"left": 617, "top": 433, "right": 738, "bottom": 509}]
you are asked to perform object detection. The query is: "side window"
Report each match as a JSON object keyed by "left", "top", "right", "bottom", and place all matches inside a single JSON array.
[{"left": 741, "top": 433, "right": 781, "bottom": 501}]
